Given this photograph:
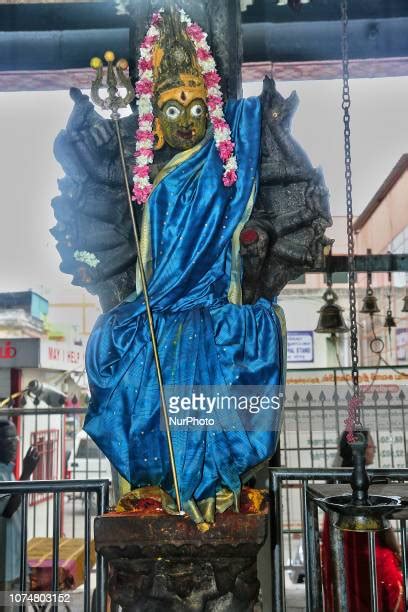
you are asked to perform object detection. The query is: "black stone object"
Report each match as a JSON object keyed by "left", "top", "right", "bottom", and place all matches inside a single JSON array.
[{"left": 94, "top": 511, "right": 267, "bottom": 611}]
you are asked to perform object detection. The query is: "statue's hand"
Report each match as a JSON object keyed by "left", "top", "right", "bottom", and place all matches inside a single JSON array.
[
  {"left": 66, "top": 87, "right": 115, "bottom": 149},
  {"left": 240, "top": 226, "right": 269, "bottom": 260},
  {"left": 66, "top": 88, "right": 94, "bottom": 132},
  {"left": 240, "top": 226, "right": 270, "bottom": 302},
  {"left": 305, "top": 171, "right": 332, "bottom": 226}
]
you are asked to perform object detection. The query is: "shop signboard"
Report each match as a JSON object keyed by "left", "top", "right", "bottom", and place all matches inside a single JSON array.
[
  {"left": 0, "top": 338, "right": 85, "bottom": 371},
  {"left": 396, "top": 328, "right": 408, "bottom": 362},
  {"left": 0, "top": 338, "right": 40, "bottom": 368},
  {"left": 287, "top": 331, "right": 314, "bottom": 363},
  {"left": 39, "top": 340, "right": 85, "bottom": 371}
]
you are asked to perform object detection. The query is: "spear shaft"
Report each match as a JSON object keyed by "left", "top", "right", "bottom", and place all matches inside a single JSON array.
[{"left": 90, "top": 54, "right": 182, "bottom": 513}]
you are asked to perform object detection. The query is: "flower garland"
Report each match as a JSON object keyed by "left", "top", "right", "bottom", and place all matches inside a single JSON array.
[
  {"left": 74, "top": 250, "right": 100, "bottom": 268},
  {"left": 132, "top": 9, "right": 237, "bottom": 205},
  {"left": 179, "top": 9, "right": 237, "bottom": 189},
  {"left": 132, "top": 11, "right": 162, "bottom": 205}
]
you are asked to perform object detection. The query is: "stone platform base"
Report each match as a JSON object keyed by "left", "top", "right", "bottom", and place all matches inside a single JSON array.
[{"left": 94, "top": 510, "right": 268, "bottom": 611}]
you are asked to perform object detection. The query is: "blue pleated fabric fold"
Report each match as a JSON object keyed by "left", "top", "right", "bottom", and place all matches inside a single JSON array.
[{"left": 84, "top": 97, "right": 284, "bottom": 504}]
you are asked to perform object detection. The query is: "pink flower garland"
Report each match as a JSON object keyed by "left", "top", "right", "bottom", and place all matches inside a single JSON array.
[
  {"left": 180, "top": 9, "right": 238, "bottom": 188},
  {"left": 132, "top": 9, "right": 237, "bottom": 205}
]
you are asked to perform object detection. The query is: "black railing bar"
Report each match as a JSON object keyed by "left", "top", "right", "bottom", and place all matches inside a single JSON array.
[
  {"left": 73, "top": 415, "right": 77, "bottom": 538},
  {"left": 322, "top": 408, "right": 328, "bottom": 468},
  {"left": 51, "top": 492, "right": 61, "bottom": 612},
  {"left": 270, "top": 472, "right": 285, "bottom": 612},
  {"left": 52, "top": 494, "right": 61, "bottom": 586},
  {"left": 98, "top": 438, "right": 102, "bottom": 480},
  {"left": 59, "top": 413, "right": 65, "bottom": 543},
  {"left": 293, "top": 409, "right": 302, "bottom": 569},
  {"left": 368, "top": 531, "right": 379, "bottom": 612},
  {"left": 4, "top": 404, "right": 407, "bottom": 417},
  {"left": 282, "top": 420, "right": 292, "bottom": 570},
  {"left": 283, "top": 523, "right": 405, "bottom": 536},
  {"left": 311, "top": 252, "right": 408, "bottom": 273},
  {"left": 21, "top": 416, "right": 25, "bottom": 479},
  {"left": 310, "top": 490, "right": 323, "bottom": 610},
  {"left": 283, "top": 404, "right": 408, "bottom": 411},
  {"left": 0, "top": 479, "right": 110, "bottom": 493},
  {"left": 96, "top": 484, "right": 110, "bottom": 612},
  {"left": 86, "top": 433, "right": 90, "bottom": 486},
  {"left": 0, "top": 407, "right": 88, "bottom": 417},
  {"left": 295, "top": 400, "right": 302, "bottom": 478},
  {"left": 84, "top": 492, "right": 91, "bottom": 612},
  {"left": 402, "top": 408, "right": 408, "bottom": 478},
  {"left": 60, "top": 413, "right": 64, "bottom": 481},
  {"left": 4, "top": 396, "right": 408, "bottom": 416},
  {"left": 19, "top": 494, "right": 28, "bottom": 596},
  {"left": 329, "top": 514, "right": 347, "bottom": 610},
  {"left": 302, "top": 481, "right": 312, "bottom": 611},
  {"left": 308, "top": 404, "right": 314, "bottom": 473},
  {"left": 387, "top": 410, "right": 395, "bottom": 470},
  {"left": 269, "top": 468, "right": 408, "bottom": 480},
  {"left": 18, "top": 419, "right": 28, "bottom": 544},
  {"left": 401, "top": 520, "right": 408, "bottom": 610},
  {"left": 46, "top": 411, "right": 51, "bottom": 538},
  {"left": 33, "top": 408, "right": 38, "bottom": 538},
  {"left": 374, "top": 410, "right": 381, "bottom": 475},
  {"left": 281, "top": 446, "right": 338, "bottom": 452}
]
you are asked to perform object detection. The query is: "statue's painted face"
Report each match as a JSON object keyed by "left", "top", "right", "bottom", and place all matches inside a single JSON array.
[{"left": 158, "top": 98, "right": 207, "bottom": 151}]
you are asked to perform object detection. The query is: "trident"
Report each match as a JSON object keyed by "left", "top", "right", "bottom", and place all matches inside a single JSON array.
[{"left": 89, "top": 51, "right": 182, "bottom": 513}]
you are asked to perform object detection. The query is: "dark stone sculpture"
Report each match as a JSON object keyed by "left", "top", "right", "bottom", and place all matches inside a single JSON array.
[
  {"left": 241, "top": 76, "right": 332, "bottom": 302},
  {"left": 50, "top": 3, "right": 332, "bottom": 610},
  {"left": 51, "top": 0, "right": 331, "bottom": 313}
]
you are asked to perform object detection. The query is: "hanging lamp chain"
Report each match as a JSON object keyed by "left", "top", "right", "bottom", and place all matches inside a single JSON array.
[{"left": 341, "top": 0, "right": 360, "bottom": 418}]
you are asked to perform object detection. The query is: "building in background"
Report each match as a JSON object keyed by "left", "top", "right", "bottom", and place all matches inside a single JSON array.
[
  {"left": 0, "top": 291, "right": 87, "bottom": 483},
  {"left": 0, "top": 290, "right": 86, "bottom": 399},
  {"left": 354, "top": 155, "right": 408, "bottom": 366},
  {"left": 0, "top": 291, "right": 48, "bottom": 338},
  {"left": 280, "top": 155, "right": 408, "bottom": 372}
]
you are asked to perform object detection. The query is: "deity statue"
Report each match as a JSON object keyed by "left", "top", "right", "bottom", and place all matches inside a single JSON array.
[{"left": 52, "top": 6, "right": 331, "bottom": 529}]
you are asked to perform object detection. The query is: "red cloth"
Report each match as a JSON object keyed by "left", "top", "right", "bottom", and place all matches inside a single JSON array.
[{"left": 322, "top": 514, "right": 404, "bottom": 612}]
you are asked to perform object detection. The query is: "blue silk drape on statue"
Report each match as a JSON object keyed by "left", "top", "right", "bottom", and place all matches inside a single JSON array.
[{"left": 85, "top": 97, "right": 284, "bottom": 507}]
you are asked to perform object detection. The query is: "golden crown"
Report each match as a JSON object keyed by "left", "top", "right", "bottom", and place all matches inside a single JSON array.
[{"left": 152, "top": 10, "right": 207, "bottom": 109}]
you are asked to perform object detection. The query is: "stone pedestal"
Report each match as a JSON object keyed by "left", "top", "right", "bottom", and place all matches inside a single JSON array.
[{"left": 94, "top": 510, "right": 268, "bottom": 611}]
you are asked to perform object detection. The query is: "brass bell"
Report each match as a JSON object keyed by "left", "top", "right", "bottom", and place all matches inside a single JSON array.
[
  {"left": 384, "top": 310, "right": 396, "bottom": 329},
  {"left": 360, "top": 288, "right": 380, "bottom": 315},
  {"left": 315, "top": 288, "right": 349, "bottom": 334},
  {"left": 402, "top": 293, "right": 408, "bottom": 313}
]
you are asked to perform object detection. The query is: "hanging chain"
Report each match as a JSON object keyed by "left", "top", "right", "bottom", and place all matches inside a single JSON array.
[{"left": 341, "top": 0, "right": 361, "bottom": 428}]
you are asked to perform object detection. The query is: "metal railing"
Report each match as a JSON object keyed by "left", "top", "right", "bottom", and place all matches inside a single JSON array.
[
  {"left": 0, "top": 479, "right": 109, "bottom": 612},
  {"left": 279, "top": 384, "right": 408, "bottom": 575},
  {"left": 3, "top": 383, "right": 408, "bottom": 610},
  {"left": 1, "top": 406, "right": 110, "bottom": 541},
  {"left": 269, "top": 467, "right": 408, "bottom": 612}
]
